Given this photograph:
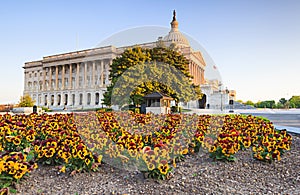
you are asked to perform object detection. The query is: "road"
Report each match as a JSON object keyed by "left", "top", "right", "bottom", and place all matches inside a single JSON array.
[
  {"left": 188, "top": 108, "right": 300, "bottom": 134},
  {"left": 240, "top": 113, "right": 300, "bottom": 128}
]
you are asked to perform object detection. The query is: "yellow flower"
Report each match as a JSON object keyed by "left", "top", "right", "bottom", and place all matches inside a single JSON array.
[
  {"left": 13, "top": 171, "right": 25, "bottom": 180},
  {"left": 172, "top": 158, "right": 176, "bottom": 168},
  {"left": 97, "top": 155, "right": 103, "bottom": 163},
  {"left": 77, "top": 150, "right": 85, "bottom": 159},
  {"left": 146, "top": 161, "right": 156, "bottom": 171},
  {"left": 19, "top": 164, "right": 27, "bottom": 171},
  {"left": 12, "top": 137, "right": 21, "bottom": 146},
  {"left": 128, "top": 149, "right": 137, "bottom": 158},
  {"left": 181, "top": 148, "right": 189, "bottom": 155},
  {"left": 158, "top": 161, "right": 169, "bottom": 175},
  {"left": 45, "top": 147, "right": 55, "bottom": 158},
  {"left": 60, "top": 166, "right": 66, "bottom": 173},
  {"left": 209, "top": 145, "right": 217, "bottom": 153},
  {"left": 85, "top": 158, "right": 91, "bottom": 165},
  {"left": 26, "top": 134, "right": 35, "bottom": 142}
]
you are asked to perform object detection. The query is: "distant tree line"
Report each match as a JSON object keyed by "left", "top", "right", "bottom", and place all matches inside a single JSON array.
[{"left": 238, "top": 96, "right": 300, "bottom": 109}]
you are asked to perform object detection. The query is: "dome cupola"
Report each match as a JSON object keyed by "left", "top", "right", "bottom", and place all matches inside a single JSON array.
[{"left": 163, "top": 10, "right": 190, "bottom": 47}]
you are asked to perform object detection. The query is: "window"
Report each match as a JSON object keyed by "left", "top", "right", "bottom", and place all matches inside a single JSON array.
[
  {"left": 44, "top": 95, "right": 47, "bottom": 106},
  {"left": 57, "top": 95, "right": 61, "bottom": 106},
  {"left": 72, "top": 94, "right": 75, "bottom": 105},
  {"left": 51, "top": 79, "right": 55, "bottom": 88},
  {"left": 64, "top": 94, "right": 68, "bottom": 105},
  {"left": 87, "top": 93, "right": 91, "bottom": 105},
  {"left": 65, "top": 78, "right": 68, "bottom": 87},
  {"left": 39, "top": 81, "right": 43, "bottom": 90},
  {"left": 28, "top": 82, "right": 32, "bottom": 89},
  {"left": 51, "top": 95, "right": 54, "bottom": 106},
  {"left": 79, "top": 94, "right": 83, "bottom": 105},
  {"left": 72, "top": 78, "right": 75, "bottom": 88},
  {"left": 95, "top": 93, "right": 99, "bottom": 105}
]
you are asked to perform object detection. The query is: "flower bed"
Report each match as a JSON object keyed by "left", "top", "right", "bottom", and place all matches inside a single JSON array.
[{"left": 0, "top": 111, "right": 292, "bottom": 193}]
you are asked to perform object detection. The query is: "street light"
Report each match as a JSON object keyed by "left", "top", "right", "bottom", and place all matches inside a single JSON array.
[
  {"left": 218, "top": 82, "right": 223, "bottom": 111},
  {"left": 219, "top": 83, "right": 229, "bottom": 112}
]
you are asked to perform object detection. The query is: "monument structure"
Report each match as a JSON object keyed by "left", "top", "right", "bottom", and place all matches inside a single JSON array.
[{"left": 23, "top": 11, "right": 235, "bottom": 110}]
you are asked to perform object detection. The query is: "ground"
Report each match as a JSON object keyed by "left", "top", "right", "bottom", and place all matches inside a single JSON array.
[{"left": 16, "top": 133, "right": 300, "bottom": 195}]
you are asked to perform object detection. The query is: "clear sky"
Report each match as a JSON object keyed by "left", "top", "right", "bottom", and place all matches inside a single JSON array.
[{"left": 0, "top": 0, "right": 300, "bottom": 104}]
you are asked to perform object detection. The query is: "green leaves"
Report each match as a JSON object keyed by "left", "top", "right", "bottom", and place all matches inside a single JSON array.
[
  {"left": 18, "top": 94, "right": 35, "bottom": 107},
  {"left": 104, "top": 46, "right": 202, "bottom": 107}
]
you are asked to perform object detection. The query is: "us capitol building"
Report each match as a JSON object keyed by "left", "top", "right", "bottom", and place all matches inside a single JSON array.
[{"left": 23, "top": 11, "right": 235, "bottom": 110}]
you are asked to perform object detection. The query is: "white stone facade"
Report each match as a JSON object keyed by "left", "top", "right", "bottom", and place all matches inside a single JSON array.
[
  {"left": 201, "top": 80, "right": 236, "bottom": 110},
  {"left": 23, "top": 46, "right": 117, "bottom": 109},
  {"left": 23, "top": 12, "right": 208, "bottom": 110}
]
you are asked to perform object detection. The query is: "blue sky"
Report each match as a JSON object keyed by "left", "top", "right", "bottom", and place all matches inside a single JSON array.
[{"left": 0, "top": 0, "right": 300, "bottom": 104}]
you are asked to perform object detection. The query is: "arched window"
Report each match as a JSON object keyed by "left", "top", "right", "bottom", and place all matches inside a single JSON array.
[
  {"left": 44, "top": 95, "right": 47, "bottom": 106},
  {"left": 51, "top": 95, "right": 54, "bottom": 106},
  {"left": 39, "top": 81, "right": 43, "bottom": 90},
  {"left": 57, "top": 94, "right": 61, "bottom": 106},
  {"left": 87, "top": 93, "right": 91, "bottom": 105},
  {"left": 95, "top": 93, "right": 99, "bottom": 105},
  {"left": 79, "top": 94, "right": 83, "bottom": 105},
  {"left": 28, "top": 82, "right": 32, "bottom": 89},
  {"left": 72, "top": 94, "right": 75, "bottom": 106},
  {"left": 64, "top": 94, "right": 68, "bottom": 105}
]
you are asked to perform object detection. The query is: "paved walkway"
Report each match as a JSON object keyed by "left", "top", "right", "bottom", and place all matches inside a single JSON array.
[{"left": 187, "top": 108, "right": 300, "bottom": 134}]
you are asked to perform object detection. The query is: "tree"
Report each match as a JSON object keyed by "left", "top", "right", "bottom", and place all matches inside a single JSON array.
[
  {"left": 245, "top": 100, "right": 255, "bottom": 106},
  {"left": 289, "top": 96, "right": 300, "bottom": 108},
  {"left": 277, "top": 98, "right": 289, "bottom": 109},
  {"left": 255, "top": 100, "right": 276, "bottom": 108},
  {"left": 279, "top": 98, "right": 287, "bottom": 105},
  {"left": 18, "top": 94, "right": 35, "bottom": 107},
  {"left": 103, "top": 46, "right": 202, "bottom": 107}
]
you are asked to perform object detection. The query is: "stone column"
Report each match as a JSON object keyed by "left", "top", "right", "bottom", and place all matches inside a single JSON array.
[
  {"left": 82, "top": 92, "right": 87, "bottom": 106},
  {"left": 75, "top": 93, "right": 80, "bottom": 106},
  {"left": 92, "top": 61, "right": 95, "bottom": 88},
  {"left": 41, "top": 94, "right": 45, "bottom": 106},
  {"left": 91, "top": 92, "right": 95, "bottom": 106},
  {"left": 62, "top": 65, "right": 65, "bottom": 90},
  {"left": 49, "top": 67, "right": 52, "bottom": 90},
  {"left": 196, "top": 66, "right": 199, "bottom": 85},
  {"left": 195, "top": 65, "right": 197, "bottom": 85},
  {"left": 100, "top": 60, "right": 104, "bottom": 87},
  {"left": 100, "top": 91, "right": 104, "bottom": 105},
  {"left": 84, "top": 62, "right": 88, "bottom": 88},
  {"left": 191, "top": 63, "right": 194, "bottom": 84},
  {"left": 43, "top": 68, "right": 46, "bottom": 91},
  {"left": 194, "top": 64, "right": 197, "bottom": 84},
  {"left": 68, "top": 92, "right": 72, "bottom": 106},
  {"left": 69, "top": 64, "right": 72, "bottom": 89},
  {"left": 47, "top": 93, "right": 51, "bottom": 107},
  {"left": 54, "top": 94, "right": 58, "bottom": 106},
  {"left": 55, "top": 66, "right": 58, "bottom": 90},
  {"left": 76, "top": 63, "right": 80, "bottom": 89},
  {"left": 191, "top": 62, "right": 194, "bottom": 82}
]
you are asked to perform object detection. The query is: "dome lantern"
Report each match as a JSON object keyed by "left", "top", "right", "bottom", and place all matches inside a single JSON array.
[{"left": 163, "top": 10, "right": 190, "bottom": 47}]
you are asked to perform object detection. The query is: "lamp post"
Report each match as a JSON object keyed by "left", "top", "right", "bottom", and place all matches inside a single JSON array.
[
  {"left": 219, "top": 83, "right": 230, "bottom": 112},
  {"left": 218, "top": 82, "right": 223, "bottom": 111}
]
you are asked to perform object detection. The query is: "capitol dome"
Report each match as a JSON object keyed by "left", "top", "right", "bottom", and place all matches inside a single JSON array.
[{"left": 163, "top": 10, "right": 190, "bottom": 47}]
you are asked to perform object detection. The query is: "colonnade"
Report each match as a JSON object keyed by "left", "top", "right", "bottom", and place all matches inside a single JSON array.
[
  {"left": 27, "top": 59, "right": 112, "bottom": 108},
  {"left": 189, "top": 62, "right": 204, "bottom": 85}
]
